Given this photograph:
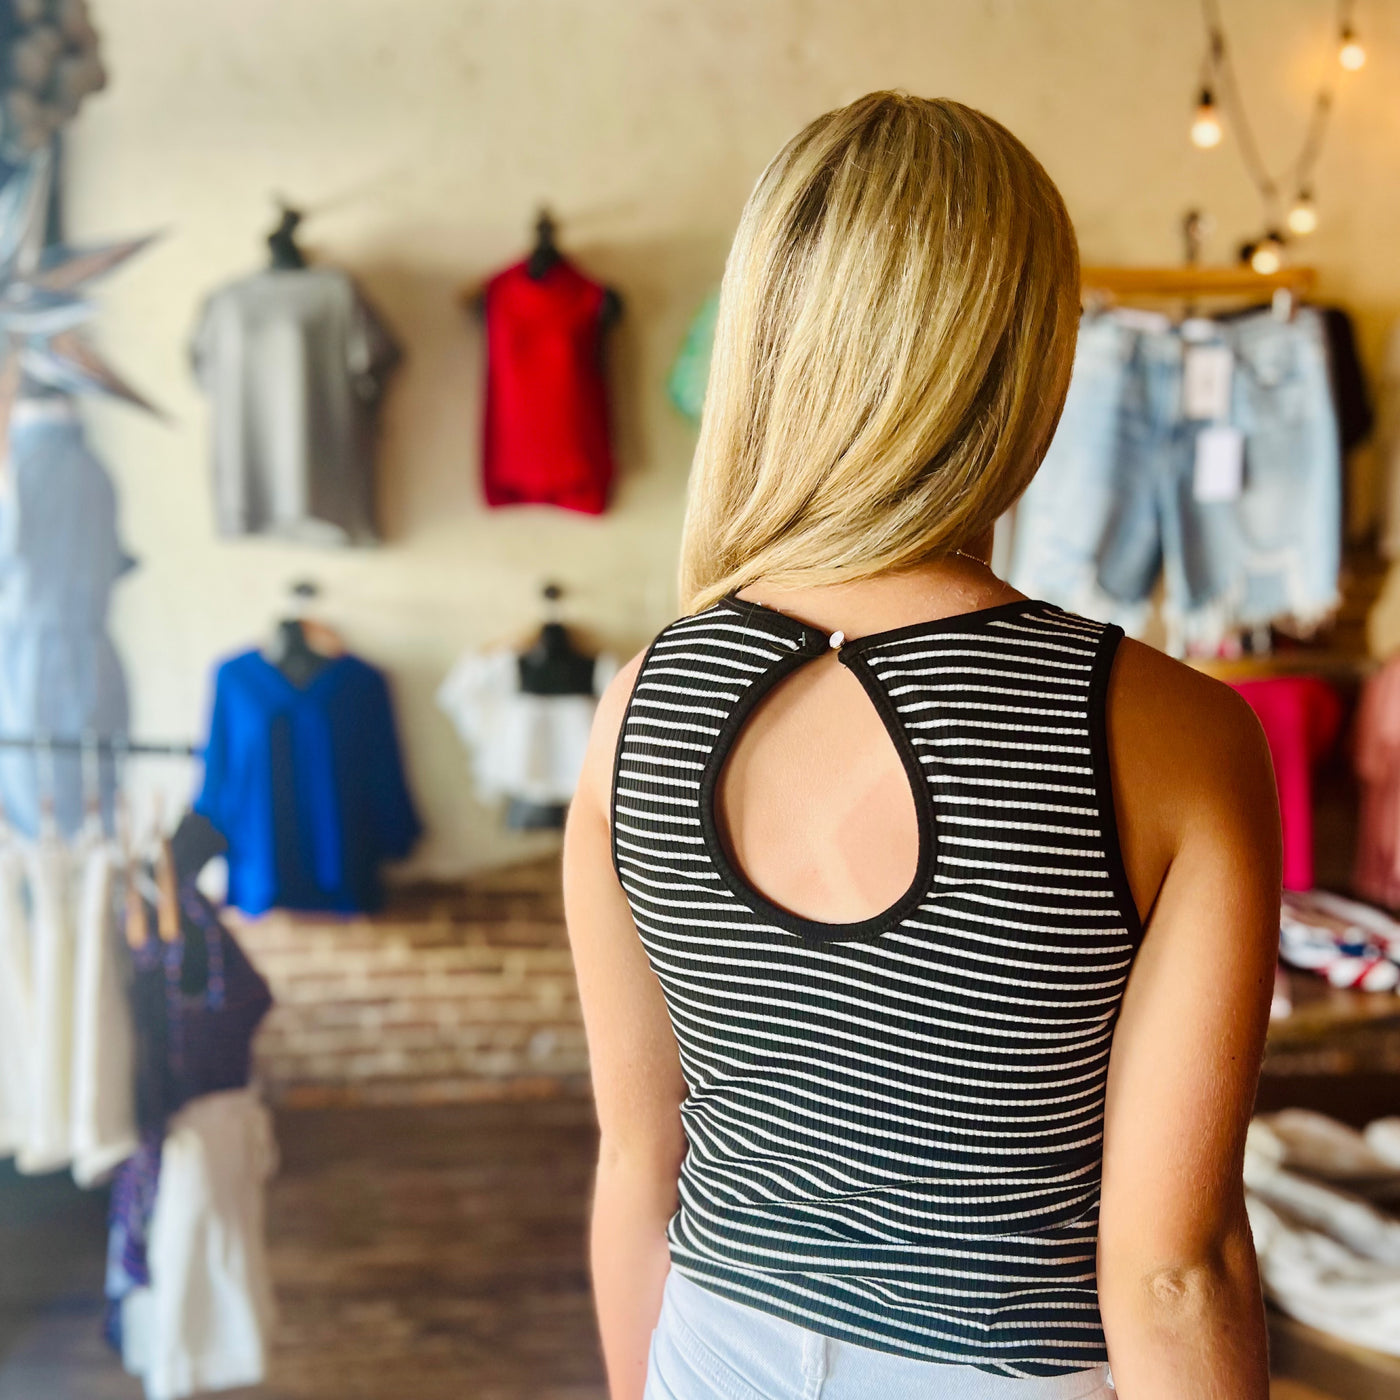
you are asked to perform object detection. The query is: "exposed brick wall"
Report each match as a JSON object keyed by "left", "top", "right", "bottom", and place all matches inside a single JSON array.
[
  {"left": 233, "top": 852, "right": 1399, "bottom": 1109},
  {"left": 232, "top": 857, "right": 590, "bottom": 1107}
]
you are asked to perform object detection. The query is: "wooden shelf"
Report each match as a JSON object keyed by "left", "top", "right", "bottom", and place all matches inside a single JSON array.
[
  {"left": 1081, "top": 264, "right": 1317, "bottom": 299},
  {"left": 1189, "top": 652, "right": 1377, "bottom": 683},
  {"left": 1268, "top": 969, "right": 1400, "bottom": 1048}
]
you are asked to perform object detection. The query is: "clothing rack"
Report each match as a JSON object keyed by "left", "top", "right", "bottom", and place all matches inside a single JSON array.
[
  {"left": 0, "top": 734, "right": 201, "bottom": 757},
  {"left": 1080, "top": 264, "right": 1317, "bottom": 301}
]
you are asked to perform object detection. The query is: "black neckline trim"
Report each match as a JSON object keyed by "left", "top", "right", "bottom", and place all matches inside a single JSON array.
[
  {"left": 1087, "top": 624, "right": 1145, "bottom": 945},
  {"left": 714, "top": 591, "right": 1044, "bottom": 655},
  {"left": 609, "top": 631, "right": 667, "bottom": 886},
  {"left": 696, "top": 641, "right": 939, "bottom": 946}
]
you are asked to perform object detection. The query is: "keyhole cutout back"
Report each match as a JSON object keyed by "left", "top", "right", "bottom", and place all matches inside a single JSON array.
[
  {"left": 699, "top": 649, "right": 938, "bottom": 944},
  {"left": 713, "top": 651, "right": 921, "bottom": 927}
]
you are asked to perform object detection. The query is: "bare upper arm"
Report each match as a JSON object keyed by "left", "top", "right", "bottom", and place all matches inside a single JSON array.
[
  {"left": 563, "top": 647, "right": 687, "bottom": 1163},
  {"left": 1098, "top": 639, "right": 1281, "bottom": 1276}
]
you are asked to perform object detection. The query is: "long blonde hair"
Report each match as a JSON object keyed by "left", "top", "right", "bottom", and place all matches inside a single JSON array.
[{"left": 678, "top": 92, "right": 1080, "bottom": 613}]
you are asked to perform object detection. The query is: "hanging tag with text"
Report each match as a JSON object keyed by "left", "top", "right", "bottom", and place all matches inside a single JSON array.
[
  {"left": 1181, "top": 344, "right": 1235, "bottom": 421},
  {"left": 1193, "top": 424, "right": 1245, "bottom": 502}
]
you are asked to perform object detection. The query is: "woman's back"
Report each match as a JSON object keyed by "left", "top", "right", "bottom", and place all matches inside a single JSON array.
[{"left": 610, "top": 570, "right": 1143, "bottom": 1376}]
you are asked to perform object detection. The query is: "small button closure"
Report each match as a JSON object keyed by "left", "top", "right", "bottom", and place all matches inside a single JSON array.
[{"left": 829, "top": 630, "right": 845, "bottom": 649}]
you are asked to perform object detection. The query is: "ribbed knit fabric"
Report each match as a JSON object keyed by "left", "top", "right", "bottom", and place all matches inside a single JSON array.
[{"left": 610, "top": 593, "right": 1144, "bottom": 1378}]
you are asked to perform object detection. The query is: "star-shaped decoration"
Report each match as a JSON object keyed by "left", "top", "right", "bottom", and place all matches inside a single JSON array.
[{"left": 0, "top": 149, "right": 160, "bottom": 445}]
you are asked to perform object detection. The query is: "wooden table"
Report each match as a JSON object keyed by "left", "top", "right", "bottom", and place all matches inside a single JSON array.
[
  {"left": 1267, "top": 971, "right": 1400, "bottom": 1050},
  {"left": 1268, "top": 1313, "right": 1400, "bottom": 1400}
]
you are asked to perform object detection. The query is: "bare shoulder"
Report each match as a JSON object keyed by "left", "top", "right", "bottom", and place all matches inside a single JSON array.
[
  {"left": 1110, "top": 637, "right": 1270, "bottom": 771},
  {"left": 1106, "top": 637, "right": 1279, "bottom": 907}
]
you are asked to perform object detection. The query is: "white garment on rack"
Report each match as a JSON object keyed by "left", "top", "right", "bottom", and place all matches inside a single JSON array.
[
  {"left": 436, "top": 647, "right": 618, "bottom": 806},
  {"left": 0, "top": 841, "right": 32, "bottom": 1156},
  {"left": 121, "top": 1086, "right": 278, "bottom": 1400},
  {"left": 18, "top": 835, "right": 74, "bottom": 1174},
  {"left": 70, "top": 841, "right": 137, "bottom": 1186}
]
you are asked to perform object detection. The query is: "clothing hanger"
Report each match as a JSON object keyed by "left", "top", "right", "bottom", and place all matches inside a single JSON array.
[
  {"left": 264, "top": 578, "right": 344, "bottom": 687},
  {"left": 168, "top": 811, "right": 227, "bottom": 883},
  {"left": 266, "top": 196, "right": 308, "bottom": 271},
  {"left": 526, "top": 207, "right": 561, "bottom": 280},
  {"left": 109, "top": 739, "right": 150, "bottom": 952},
  {"left": 147, "top": 791, "right": 180, "bottom": 945},
  {"left": 462, "top": 208, "right": 624, "bottom": 326},
  {"left": 35, "top": 733, "right": 56, "bottom": 840},
  {"left": 475, "top": 580, "right": 594, "bottom": 654},
  {"left": 79, "top": 729, "right": 102, "bottom": 839},
  {"left": 123, "top": 866, "right": 150, "bottom": 950},
  {"left": 516, "top": 582, "right": 601, "bottom": 696}
]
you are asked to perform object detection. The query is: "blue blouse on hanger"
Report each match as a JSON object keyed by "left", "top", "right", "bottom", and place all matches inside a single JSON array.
[{"left": 195, "top": 650, "right": 421, "bottom": 915}]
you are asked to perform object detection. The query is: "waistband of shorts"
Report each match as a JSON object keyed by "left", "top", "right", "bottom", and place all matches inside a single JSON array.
[
  {"left": 664, "top": 1269, "right": 1115, "bottom": 1398},
  {"left": 1081, "top": 303, "right": 1322, "bottom": 361}
]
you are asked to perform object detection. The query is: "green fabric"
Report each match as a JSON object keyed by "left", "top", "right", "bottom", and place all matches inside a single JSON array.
[{"left": 667, "top": 290, "right": 719, "bottom": 422}]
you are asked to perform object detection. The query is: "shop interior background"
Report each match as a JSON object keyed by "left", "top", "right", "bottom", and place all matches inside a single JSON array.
[
  {"left": 70, "top": 0, "right": 1400, "bottom": 877},
  {"left": 5, "top": 1, "right": 1400, "bottom": 1398}
]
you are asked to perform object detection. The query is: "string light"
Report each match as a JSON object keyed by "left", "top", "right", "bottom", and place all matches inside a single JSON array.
[
  {"left": 1286, "top": 189, "right": 1318, "bottom": 235},
  {"left": 1191, "top": 87, "right": 1224, "bottom": 148},
  {"left": 1338, "top": 25, "right": 1366, "bottom": 70},
  {"left": 1249, "top": 233, "right": 1285, "bottom": 275},
  {"left": 1195, "top": 0, "right": 1363, "bottom": 263}
]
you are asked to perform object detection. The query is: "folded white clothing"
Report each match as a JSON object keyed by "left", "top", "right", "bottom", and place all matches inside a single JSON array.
[
  {"left": 1252, "top": 1109, "right": 1400, "bottom": 1183},
  {"left": 1247, "top": 1193, "right": 1400, "bottom": 1356},
  {"left": 1244, "top": 1154, "right": 1400, "bottom": 1266},
  {"left": 1365, "top": 1119, "right": 1400, "bottom": 1169}
]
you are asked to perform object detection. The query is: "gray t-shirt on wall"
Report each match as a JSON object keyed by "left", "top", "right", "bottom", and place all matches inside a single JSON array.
[{"left": 190, "top": 267, "right": 402, "bottom": 546}]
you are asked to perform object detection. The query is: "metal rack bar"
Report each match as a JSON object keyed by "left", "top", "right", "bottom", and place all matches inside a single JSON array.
[{"left": 0, "top": 735, "right": 201, "bottom": 757}]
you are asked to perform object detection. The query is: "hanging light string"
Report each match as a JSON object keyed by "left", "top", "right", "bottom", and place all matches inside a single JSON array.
[{"left": 1193, "top": 0, "right": 1362, "bottom": 248}]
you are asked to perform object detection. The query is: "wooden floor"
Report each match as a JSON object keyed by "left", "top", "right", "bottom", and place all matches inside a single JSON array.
[
  {"left": 0, "top": 1099, "right": 605, "bottom": 1400},
  {"left": 0, "top": 1100, "right": 1350, "bottom": 1398}
]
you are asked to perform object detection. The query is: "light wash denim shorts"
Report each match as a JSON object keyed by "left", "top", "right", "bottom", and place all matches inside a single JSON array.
[
  {"left": 643, "top": 1269, "right": 1116, "bottom": 1400},
  {"left": 1009, "top": 304, "right": 1341, "bottom": 653}
]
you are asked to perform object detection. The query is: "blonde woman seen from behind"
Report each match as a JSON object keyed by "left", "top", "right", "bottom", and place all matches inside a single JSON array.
[{"left": 563, "top": 92, "right": 1278, "bottom": 1400}]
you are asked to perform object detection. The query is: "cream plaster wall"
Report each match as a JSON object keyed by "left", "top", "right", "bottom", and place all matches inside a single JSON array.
[{"left": 64, "top": 0, "right": 1400, "bottom": 877}]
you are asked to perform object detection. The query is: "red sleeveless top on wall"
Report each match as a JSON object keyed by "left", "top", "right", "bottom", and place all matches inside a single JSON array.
[{"left": 481, "top": 259, "right": 615, "bottom": 514}]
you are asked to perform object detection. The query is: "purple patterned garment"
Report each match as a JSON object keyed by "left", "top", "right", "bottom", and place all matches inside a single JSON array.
[
  {"left": 104, "top": 877, "right": 273, "bottom": 1347},
  {"left": 103, "top": 1129, "right": 160, "bottom": 1348}
]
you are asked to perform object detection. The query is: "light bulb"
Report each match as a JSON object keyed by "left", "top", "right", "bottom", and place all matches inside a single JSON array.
[
  {"left": 1191, "top": 88, "right": 1223, "bottom": 148},
  {"left": 1250, "top": 238, "right": 1283, "bottom": 275},
  {"left": 1286, "top": 192, "right": 1318, "bottom": 236},
  {"left": 1339, "top": 28, "right": 1366, "bottom": 70}
]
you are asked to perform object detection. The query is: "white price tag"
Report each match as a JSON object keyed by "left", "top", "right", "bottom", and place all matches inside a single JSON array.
[
  {"left": 1193, "top": 424, "right": 1245, "bottom": 502},
  {"left": 1181, "top": 344, "right": 1234, "bottom": 421}
]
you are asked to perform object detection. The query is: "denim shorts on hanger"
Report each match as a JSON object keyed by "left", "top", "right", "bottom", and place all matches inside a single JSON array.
[
  {"left": 643, "top": 1269, "right": 1116, "bottom": 1400},
  {"left": 1008, "top": 304, "right": 1341, "bottom": 653}
]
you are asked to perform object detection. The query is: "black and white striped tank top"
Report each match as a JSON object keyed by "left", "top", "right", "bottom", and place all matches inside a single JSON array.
[{"left": 610, "top": 592, "right": 1145, "bottom": 1378}]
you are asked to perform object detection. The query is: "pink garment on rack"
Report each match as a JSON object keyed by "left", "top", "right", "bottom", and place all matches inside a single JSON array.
[
  {"left": 1353, "top": 657, "right": 1400, "bottom": 908},
  {"left": 1229, "top": 677, "right": 1344, "bottom": 892}
]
